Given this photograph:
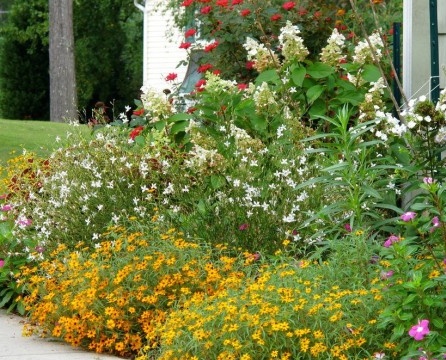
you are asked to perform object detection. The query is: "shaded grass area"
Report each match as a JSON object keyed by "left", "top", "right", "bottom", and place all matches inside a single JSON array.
[{"left": 0, "top": 119, "right": 90, "bottom": 167}]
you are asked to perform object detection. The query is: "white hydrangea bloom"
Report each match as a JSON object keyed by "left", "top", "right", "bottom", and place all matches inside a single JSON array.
[
  {"left": 353, "top": 32, "right": 384, "bottom": 64},
  {"left": 278, "top": 21, "right": 309, "bottom": 62},
  {"left": 320, "top": 28, "right": 346, "bottom": 67},
  {"left": 139, "top": 87, "right": 173, "bottom": 122},
  {"left": 253, "top": 82, "right": 278, "bottom": 110}
]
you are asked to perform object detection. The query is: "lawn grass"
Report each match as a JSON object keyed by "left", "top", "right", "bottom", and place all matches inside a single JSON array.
[{"left": 0, "top": 119, "right": 90, "bottom": 168}]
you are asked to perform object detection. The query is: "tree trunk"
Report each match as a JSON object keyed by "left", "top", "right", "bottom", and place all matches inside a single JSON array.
[{"left": 49, "top": 0, "right": 77, "bottom": 122}]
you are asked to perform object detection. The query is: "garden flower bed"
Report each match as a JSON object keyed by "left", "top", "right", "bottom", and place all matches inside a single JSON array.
[{"left": 1, "top": 1, "right": 446, "bottom": 359}]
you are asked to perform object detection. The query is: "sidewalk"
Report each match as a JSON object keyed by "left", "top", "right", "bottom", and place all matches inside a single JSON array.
[{"left": 0, "top": 309, "right": 123, "bottom": 360}]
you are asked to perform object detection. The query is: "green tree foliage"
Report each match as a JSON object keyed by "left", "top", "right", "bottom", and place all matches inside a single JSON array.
[
  {"left": 0, "top": 0, "right": 49, "bottom": 119},
  {"left": 0, "top": 0, "right": 142, "bottom": 120}
]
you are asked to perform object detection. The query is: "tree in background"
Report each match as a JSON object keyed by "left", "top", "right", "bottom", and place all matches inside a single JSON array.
[
  {"left": 49, "top": 0, "right": 77, "bottom": 122},
  {"left": 0, "top": 0, "right": 142, "bottom": 121},
  {"left": 0, "top": 0, "right": 49, "bottom": 120}
]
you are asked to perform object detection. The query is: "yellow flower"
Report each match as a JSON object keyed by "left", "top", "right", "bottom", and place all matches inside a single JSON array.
[{"left": 429, "top": 269, "right": 440, "bottom": 279}]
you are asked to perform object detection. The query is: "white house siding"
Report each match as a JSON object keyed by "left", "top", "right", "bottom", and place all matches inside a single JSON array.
[
  {"left": 403, "top": 0, "right": 446, "bottom": 100},
  {"left": 143, "top": 0, "right": 188, "bottom": 92},
  {"left": 439, "top": 1, "right": 446, "bottom": 91}
]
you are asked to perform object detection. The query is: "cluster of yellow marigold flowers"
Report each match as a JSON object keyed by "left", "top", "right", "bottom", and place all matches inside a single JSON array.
[
  {"left": 21, "top": 226, "right": 247, "bottom": 357},
  {"left": 141, "top": 260, "right": 387, "bottom": 360}
]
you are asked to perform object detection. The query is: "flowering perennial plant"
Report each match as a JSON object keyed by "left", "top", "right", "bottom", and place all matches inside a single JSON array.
[{"left": 21, "top": 224, "right": 249, "bottom": 357}]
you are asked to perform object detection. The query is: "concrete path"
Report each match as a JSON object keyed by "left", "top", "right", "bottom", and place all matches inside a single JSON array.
[{"left": 0, "top": 310, "right": 124, "bottom": 360}]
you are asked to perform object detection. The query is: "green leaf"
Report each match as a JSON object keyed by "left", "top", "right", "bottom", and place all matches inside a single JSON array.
[
  {"left": 362, "top": 186, "right": 383, "bottom": 200},
  {"left": 170, "top": 120, "right": 189, "bottom": 135},
  {"left": 16, "top": 301, "right": 25, "bottom": 316},
  {"left": 410, "top": 202, "right": 432, "bottom": 211},
  {"left": 308, "top": 99, "right": 326, "bottom": 118},
  {"left": 291, "top": 66, "right": 306, "bottom": 87},
  {"left": 0, "top": 290, "right": 13, "bottom": 308},
  {"left": 168, "top": 113, "right": 193, "bottom": 122},
  {"left": 134, "top": 135, "right": 145, "bottom": 146},
  {"left": 154, "top": 120, "right": 167, "bottom": 131},
  {"left": 307, "top": 62, "right": 334, "bottom": 79},
  {"left": 255, "top": 69, "right": 280, "bottom": 85},
  {"left": 432, "top": 318, "right": 444, "bottom": 329},
  {"left": 362, "top": 64, "right": 381, "bottom": 82},
  {"left": 210, "top": 175, "right": 226, "bottom": 190},
  {"left": 250, "top": 115, "right": 267, "bottom": 131},
  {"left": 306, "top": 85, "right": 324, "bottom": 104},
  {"left": 402, "top": 293, "right": 417, "bottom": 306}
]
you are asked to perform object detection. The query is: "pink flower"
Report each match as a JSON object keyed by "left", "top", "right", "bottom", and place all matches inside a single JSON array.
[
  {"left": 271, "top": 13, "right": 282, "bottom": 21},
  {"left": 17, "top": 218, "right": 32, "bottom": 227},
  {"left": 0, "top": 204, "right": 12, "bottom": 212},
  {"left": 401, "top": 211, "right": 416, "bottom": 222},
  {"left": 383, "top": 235, "right": 400, "bottom": 248},
  {"left": 344, "top": 223, "right": 352, "bottom": 232},
  {"left": 239, "top": 223, "right": 249, "bottom": 231},
  {"left": 380, "top": 270, "right": 394, "bottom": 280},
  {"left": 165, "top": 73, "right": 178, "bottom": 81},
  {"left": 0, "top": 259, "right": 4, "bottom": 268},
  {"left": 282, "top": 1, "right": 296, "bottom": 11},
  {"left": 431, "top": 216, "right": 441, "bottom": 231},
  {"left": 423, "top": 177, "right": 434, "bottom": 184},
  {"left": 408, "top": 319, "right": 430, "bottom": 341}
]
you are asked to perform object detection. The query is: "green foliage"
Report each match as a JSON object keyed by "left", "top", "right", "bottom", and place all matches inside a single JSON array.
[
  {"left": 377, "top": 179, "right": 446, "bottom": 359},
  {"left": 0, "top": 0, "right": 142, "bottom": 120},
  {"left": 0, "top": 0, "right": 49, "bottom": 119}
]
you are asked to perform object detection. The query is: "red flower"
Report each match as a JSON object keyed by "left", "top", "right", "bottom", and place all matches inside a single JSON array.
[
  {"left": 129, "top": 126, "right": 144, "bottom": 140},
  {"left": 216, "top": 0, "right": 228, "bottom": 6},
  {"left": 195, "top": 79, "right": 207, "bottom": 91},
  {"left": 313, "top": 11, "right": 322, "bottom": 19},
  {"left": 187, "top": 107, "right": 197, "bottom": 114},
  {"left": 184, "top": 28, "right": 197, "bottom": 38},
  {"left": 179, "top": 42, "right": 192, "bottom": 49},
  {"left": 237, "top": 83, "right": 248, "bottom": 91},
  {"left": 213, "top": 69, "right": 221, "bottom": 76},
  {"left": 232, "top": 0, "right": 243, "bottom": 4},
  {"left": 198, "top": 63, "right": 213, "bottom": 73},
  {"left": 165, "top": 73, "right": 178, "bottom": 81},
  {"left": 133, "top": 108, "right": 144, "bottom": 116},
  {"left": 240, "top": 8, "right": 251, "bottom": 16},
  {"left": 246, "top": 60, "right": 255, "bottom": 70},
  {"left": 204, "top": 41, "right": 219, "bottom": 52},
  {"left": 271, "top": 13, "right": 282, "bottom": 21},
  {"left": 298, "top": 7, "right": 307, "bottom": 16},
  {"left": 181, "top": 0, "right": 194, "bottom": 6},
  {"left": 347, "top": 31, "right": 355, "bottom": 39},
  {"left": 200, "top": 6, "right": 212, "bottom": 14},
  {"left": 282, "top": 1, "right": 296, "bottom": 11}
]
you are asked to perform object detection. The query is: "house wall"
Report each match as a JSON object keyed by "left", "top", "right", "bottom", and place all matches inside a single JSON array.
[
  {"left": 403, "top": 0, "right": 446, "bottom": 101},
  {"left": 142, "top": 0, "right": 188, "bottom": 93}
]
